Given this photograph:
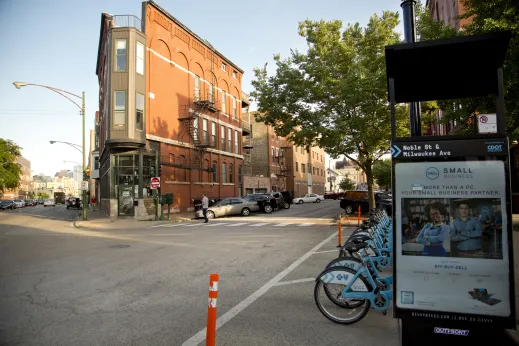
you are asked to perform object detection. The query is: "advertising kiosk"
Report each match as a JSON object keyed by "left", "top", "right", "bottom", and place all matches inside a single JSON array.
[{"left": 385, "top": 32, "right": 516, "bottom": 344}]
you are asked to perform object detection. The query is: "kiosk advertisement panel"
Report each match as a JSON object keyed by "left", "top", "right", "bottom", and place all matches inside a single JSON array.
[{"left": 394, "top": 158, "right": 512, "bottom": 324}]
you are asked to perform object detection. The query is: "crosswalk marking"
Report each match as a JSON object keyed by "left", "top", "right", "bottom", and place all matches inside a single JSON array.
[
  {"left": 226, "top": 223, "right": 248, "bottom": 227},
  {"left": 150, "top": 221, "right": 323, "bottom": 229},
  {"left": 299, "top": 223, "right": 315, "bottom": 227},
  {"left": 204, "top": 223, "right": 228, "bottom": 227},
  {"left": 183, "top": 223, "right": 202, "bottom": 227},
  {"left": 250, "top": 223, "right": 269, "bottom": 227},
  {"left": 274, "top": 223, "right": 292, "bottom": 227}
]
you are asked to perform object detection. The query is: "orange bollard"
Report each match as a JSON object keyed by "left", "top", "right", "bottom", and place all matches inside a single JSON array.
[
  {"left": 357, "top": 205, "right": 361, "bottom": 227},
  {"left": 206, "top": 274, "right": 219, "bottom": 346}
]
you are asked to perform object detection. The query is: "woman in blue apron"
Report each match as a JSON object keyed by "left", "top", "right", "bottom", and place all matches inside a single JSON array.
[{"left": 416, "top": 202, "right": 450, "bottom": 257}]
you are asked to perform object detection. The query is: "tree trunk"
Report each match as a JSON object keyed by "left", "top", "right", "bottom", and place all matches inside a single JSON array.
[{"left": 365, "top": 166, "right": 376, "bottom": 210}]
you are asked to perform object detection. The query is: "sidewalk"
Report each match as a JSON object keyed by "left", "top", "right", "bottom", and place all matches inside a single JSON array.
[{"left": 73, "top": 208, "right": 194, "bottom": 230}]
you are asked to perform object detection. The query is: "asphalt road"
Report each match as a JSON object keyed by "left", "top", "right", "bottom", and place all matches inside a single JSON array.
[{"left": 0, "top": 201, "right": 399, "bottom": 346}]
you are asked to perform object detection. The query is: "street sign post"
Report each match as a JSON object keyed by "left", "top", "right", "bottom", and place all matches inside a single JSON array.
[
  {"left": 81, "top": 181, "right": 88, "bottom": 191},
  {"left": 150, "top": 177, "right": 160, "bottom": 190},
  {"left": 386, "top": 32, "right": 515, "bottom": 344}
]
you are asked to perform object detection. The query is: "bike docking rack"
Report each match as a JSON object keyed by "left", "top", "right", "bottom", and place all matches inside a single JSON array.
[{"left": 386, "top": 29, "right": 516, "bottom": 344}]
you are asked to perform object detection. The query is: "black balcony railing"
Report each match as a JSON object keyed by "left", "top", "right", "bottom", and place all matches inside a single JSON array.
[{"left": 112, "top": 15, "right": 142, "bottom": 32}]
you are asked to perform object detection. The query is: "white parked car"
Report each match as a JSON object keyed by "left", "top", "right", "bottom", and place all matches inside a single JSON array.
[
  {"left": 293, "top": 194, "right": 323, "bottom": 204},
  {"left": 13, "top": 200, "right": 25, "bottom": 208},
  {"left": 43, "top": 198, "right": 56, "bottom": 207}
]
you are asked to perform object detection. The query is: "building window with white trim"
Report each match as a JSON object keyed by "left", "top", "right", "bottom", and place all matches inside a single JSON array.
[
  {"left": 115, "top": 39, "right": 127, "bottom": 71},
  {"left": 229, "top": 163, "right": 234, "bottom": 183},
  {"left": 212, "top": 121, "right": 216, "bottom": 146},
  {"left": 232, "top": 97, "right": 237, "bottom": 119},
  {"left": 232, "top": 70, "right": 237, "bottom": 79},
  {"left": 221, "top": 126, "right": 226, "bottom": 151},
  {"left": 222, "top": 162, "right": 227, "bottom": 183},
  {"left": 228, "top": 128, "right": 232, "bottom": 153},
  {"left": 234, "top": 130, "right": 239, "bottom": 154},
  {"left": 203, "top": 119, "right": 208, "bottom": 143},
  {"left": 114, "top": 91, "right": 126, "bottom": 127},
  {"left": 136, "top": 42, "right": 144, "bottom": 75},
  {"left": 209, "top": 84, "right": 214, "bottom": 103},
  {"left": 136, "top": 93, "right": 144, "bottom": 131},
  {"left": 221, "top": 62, "right": 227, "bottom": 71},
  {"left": 194, "top": 75, "right": 200, "bottom": 100},
  {"left": 222, "top": 91, "right": 227, "bottom": 114},
  {"left": 212, "top": 161, "right": 217, "bottom": 182}
]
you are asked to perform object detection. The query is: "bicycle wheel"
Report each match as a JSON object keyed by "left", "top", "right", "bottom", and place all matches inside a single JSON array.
[
  {"left": 314, "top": 266, "right": 371, "bottom": 325},
  {"left": 324, "top": 257, "right": 365, "bottom": 308}
]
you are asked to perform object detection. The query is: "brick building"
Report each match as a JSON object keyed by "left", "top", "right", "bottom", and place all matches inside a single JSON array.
[
  {"left": 95, "top": 1, "right": 249, "bottom": 217},
  {"left": 244, "top": 112, "right": 326, "bottom": 197}
]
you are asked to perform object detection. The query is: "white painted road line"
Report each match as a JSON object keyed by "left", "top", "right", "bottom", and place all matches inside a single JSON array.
[
  {"left": 225, "top": 223, "right": 248, "bottom": 227},
  {"left": 204, "top": 223, "right": 228, "bottom": 227},
  {"left": 181, "top": 230, "right": 338, "bottom": 346},
  {"left": 312, "top": 249, "right": 338, "bottom": 254},
  {"left": 182, "top": 223, "right": 202, "bottom": 227},
  {"left": 250, "top": 223, "right": 269, "bottom": 227},
  {"left": 274, "top": 278, "right": 316, "bottom": 286},
  {"left": 164, "top": 223, "right": 185, "bottom": 228},
  {"left": 299, "top": 223, "right": 315, "bottom": 227},
  {"left": 274, "top": 223, "right": 292, "bottom": 227}
]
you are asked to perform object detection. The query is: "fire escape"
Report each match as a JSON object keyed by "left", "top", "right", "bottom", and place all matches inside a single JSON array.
[
  {"left": 274, "top": 145, "right": 291, "bottom": 191},
  {"left": 178, "top": 90, "right": 220, "bottom": 172}
]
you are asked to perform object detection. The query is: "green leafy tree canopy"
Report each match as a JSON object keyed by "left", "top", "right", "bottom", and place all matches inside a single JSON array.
[
  {"left": 339, "top": 177, "right": 356, "bottom": 191},
  {"left": 373, "top": 159, "right": 392, "bottom": 189},
  {"left": 0, "top": 139, "right": 22, "bottom": 192},
  {"left": 252, "top": 12, "right": 408, "bottom": 208}
]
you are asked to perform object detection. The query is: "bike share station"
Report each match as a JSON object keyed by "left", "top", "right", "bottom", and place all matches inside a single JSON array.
[{"left": 386, "top": 31, "right": 516, "bottom": 344}]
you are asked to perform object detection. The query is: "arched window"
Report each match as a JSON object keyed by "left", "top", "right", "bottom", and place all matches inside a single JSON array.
[
  {"left": 204, "top": 159, "right": 210, "bottom": 182},
  {"left": 229, "top": 163, "right": 234, "bottom": 183},
  {"left": 179, "top": 155, "right": 187, "bottom": 181},
  {"left": 169, "top": 153, "right": 175, "bottom": 164},
  {"left": 212, "top": 161, "right": 217, "bottom": 182},
  {"left": 221, "top": 162, "right": 227, "bottom": 183}
]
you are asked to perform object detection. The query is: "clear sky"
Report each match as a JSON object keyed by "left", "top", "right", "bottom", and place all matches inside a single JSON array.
[{"left": 0, "top": 0, "right": 404, "bottom": 177}]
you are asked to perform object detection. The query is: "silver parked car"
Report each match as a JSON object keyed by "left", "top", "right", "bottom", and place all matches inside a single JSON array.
[
  {"left": 195, "top": 197, "right": 260, "bottom": 219},
  {"left": 13, "top": 199, "right": 25, "bottom": 208}
]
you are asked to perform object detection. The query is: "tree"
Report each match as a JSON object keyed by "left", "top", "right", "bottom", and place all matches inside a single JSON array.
[
  {"left": 39, "top": 192, "right": 50, "bottom": 199},
  {"left": 373, "top": 159, "right": 392, "bottom": 189},
  {"left": 252, "top": 13, "right": 408, "bottom": 209},
  {"left": 339, "top": 177, "right": 356, "bottom": 191},
  {"left": 0, "top": 139, "right": 22, "bottom": 192},
  {"left": 416, "top": 0, "right": 519, "bottom": 138}
]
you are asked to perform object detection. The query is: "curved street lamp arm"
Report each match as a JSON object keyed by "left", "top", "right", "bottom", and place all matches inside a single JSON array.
[
  {"left": 52, "top": 141, "right": 82, "bottom": 153},
  {"left": 24, "top": 83, "right": 81, "bottom": 99},
  {"left": 41, "top": 86, "right": 82, "bottom": 111}
]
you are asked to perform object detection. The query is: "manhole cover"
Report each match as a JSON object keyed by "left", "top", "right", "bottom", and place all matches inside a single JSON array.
[{"left": 109, "top": 245, "right": 131, "bottom": 249}]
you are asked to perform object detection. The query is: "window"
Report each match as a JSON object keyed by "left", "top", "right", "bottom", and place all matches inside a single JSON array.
[
  {"left": 114, "top": 91, "right": 126, "bottom": 127},
  {"left": 295, "top": 161, "right": 299, "bottom": 172},
  {"left": 194, "top": 75, "right": 200, "bottom": 100},
  {"left": 212, "top": 161, "right": 217, "bottom": 182},
  {"left": 222, "top": 163, "right": 227, "bottom": 183},
  {"left": 193, "top": 116, "right": 199, "bottom": 141},
  {"left": 232, "top": 70, "right": 237, "bottom": 79},
  {"left": 234, "top": 130, "right": 239, "bottom": 154},
  {"left": 115, "top": 39, "right": 127, "bottom": 71},
  {"left": 169, "top": 154, "right": 175, "bottom": 164},
  {"left": 136, "top": 42, "right": 144, "bottom": 75},
  {"left": 209, "top": 84, "right": 214, "bottom": 103},
  {"left": 228, "top": 128, "right": 232, "bottom": 153},
  {"left": 221, "top": 62, "right": 227, "bottom": 71},
  {"left": 94, "top": 156, "right": 99, "bottom": 170},
  {"left": 229, "top": 163, "right": 234, "bottom": 183},
  {"left": 276, "top": 148, "right": 279, "bottom": 159},
  {"left": 136, "top": 93, "right": 144, "bottom": 131},
  {"left": 272, "top": 147, "right": 275, "bottom": 161},
  {"left": 238, "top": 165, "right": 242, "bottom": 184},
  {"left": 300, "top": 147, "right": 304, "bottom": 154},
  {"left": 301, "top": 163, "right": 306, "bottom": 173},
  {"left": 221, "top": 126, "right": 226, "bottom": 151},
  {"left": 232, "top": 97, "right": 237, "bottom": 118},
  {"left": 212, "top": 122, "right": 216, "bottom": 146},
  {"left": 203, "top": 119, "right": 208, "bottom": 143},
  {"left": 221, "top": 91, "right": 227, "bottom": 113}
]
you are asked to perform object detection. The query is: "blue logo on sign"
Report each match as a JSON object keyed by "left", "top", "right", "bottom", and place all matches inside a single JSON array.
[
  {"left": 425, "top": 167, "right": 440, "bottom": 180},
  {"left": 487, "top": 144, "right": 503, "bottom": 153},
  {"left": 336, "top": 274, "right": 348, "bottom": 280}
]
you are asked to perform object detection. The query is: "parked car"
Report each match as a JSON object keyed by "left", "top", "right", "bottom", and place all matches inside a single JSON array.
[
  {"left": 193, "top": 198, "right": 222, "bottom": 212},
  {"left": 195, "top": 197, "right": 260, "bottom": 219},
  {"left": 324, "top": 192, "right": 345, "bottom": 200},
  {"left": 66, "top": 197, "right": 82, "bottom": 210},
  {"left": 25, "top": 200, "right": 37, "bottom": 207},
  {"left": 280, "top": 191, "right": 293, "bottom": 209},
  {"left": 0, "top": 200, "right": 15, "bottom": 210},
  {"left": 339, "top": 190, "right": 392, "bottom": 215},
  {"left": 243, "top": 194, "right": 278, "bottom": 213},
  {"left": 246, "top": 193, "right": 285, "bottom": 212},
  {"left": 293, "top": 193, "right": 323, "bottom": 204},
  {"left": 43, "top": 198, "right": 56, "bottom": 207},
  {"left": 13, "top": 200, "right": 25, "bottom": 208}
]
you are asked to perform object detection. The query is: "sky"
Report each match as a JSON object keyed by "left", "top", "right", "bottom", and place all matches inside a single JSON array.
[{"left": 0, "top": 0, "right": 404, "bottom": 177}]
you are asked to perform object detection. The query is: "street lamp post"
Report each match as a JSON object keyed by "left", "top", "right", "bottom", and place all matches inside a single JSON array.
[{"left": 13, "top": 82, "right": 87, "bottom": 220}]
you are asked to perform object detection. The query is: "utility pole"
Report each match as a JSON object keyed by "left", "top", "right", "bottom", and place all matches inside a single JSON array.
[{"left": 82, "top": 91, "right": 87, "bottom": 220}]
